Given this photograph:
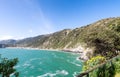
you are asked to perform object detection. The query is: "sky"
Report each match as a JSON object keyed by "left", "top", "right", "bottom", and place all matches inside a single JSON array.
[{"left": 0, "top": 0, "right": 120, "bottom": 40}]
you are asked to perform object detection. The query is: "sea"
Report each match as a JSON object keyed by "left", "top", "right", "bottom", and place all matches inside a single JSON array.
[{"left": 0, "top": 48, "right": 82, "bottom": 77}]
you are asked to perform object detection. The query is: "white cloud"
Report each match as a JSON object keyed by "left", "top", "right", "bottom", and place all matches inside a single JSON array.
[
  {"left": 0, "top": 35, "right": 14, "bottom": 40},
  {"left": 0, "top": 35, "right": 24, "bottom": 40}
]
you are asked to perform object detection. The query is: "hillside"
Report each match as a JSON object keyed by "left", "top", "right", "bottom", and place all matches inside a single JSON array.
[
  {"left": 0, "top": 39, "right": 16, "bottom": 45},
  {"left": 0, "top": 39, "right": 17, "bottom": 47},
  {"left": 1, "top": 17, "right": 120, "bottom": 59}
]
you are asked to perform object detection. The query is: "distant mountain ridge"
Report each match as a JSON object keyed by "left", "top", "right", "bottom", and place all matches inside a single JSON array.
[
  {"left": 0, "top": 39, "right": 16, "bottom": 45},
  {"left": 1, "top": 17, "right": 120, "bottom": 59}
]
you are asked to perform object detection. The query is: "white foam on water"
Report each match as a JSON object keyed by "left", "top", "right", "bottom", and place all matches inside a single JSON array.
[
  {"left": 56, "top": 70, "right": 68, "bottom": 75},
  {"left": 72, "top": 72, "right": 78, "bottom": 77},
  {"left": 71, "top": 62, "right": 81, "bottom": 67},
  {"left": 37, "top": 70, "right": 68, "bottom": 77},
  {"left": 10, "top": 73, "right": 14, "bottom": 77},
  {"left": 14, "top": 65, "right": 20, "bottom": 68},
  {"left": 23, "top": 62, "right": 31, "bottom": 67},
  {"left": 76, "top": 57, "right": 80, "bottom": 61},
  {"left": 30, "top": 58, "right": 42, "bottom": 61},
  {"left": 22, "top": 60, "right": 32, "bottom": 68},
  {"left": 37, "top": 73, "right": 56, "bottom": 77},
  {"left": 67, "top": 59, "right": 81, "bottom": 67}
]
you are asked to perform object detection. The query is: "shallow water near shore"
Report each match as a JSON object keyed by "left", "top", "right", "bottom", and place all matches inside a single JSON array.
[{"left": 0, "top": 48, "right": 82, "bottom": 77}]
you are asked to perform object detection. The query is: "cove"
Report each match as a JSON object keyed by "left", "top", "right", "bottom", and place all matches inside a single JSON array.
[{"left": 0, "top": 48, "right": 82, "bottom": 77}]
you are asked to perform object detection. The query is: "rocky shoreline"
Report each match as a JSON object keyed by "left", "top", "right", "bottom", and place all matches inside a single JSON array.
[
  {"left": 7, "top": 46, "right": 93, "bottom": 61},
  {"left": 62, "top": 49, "right": 90, "bottom": 61}
]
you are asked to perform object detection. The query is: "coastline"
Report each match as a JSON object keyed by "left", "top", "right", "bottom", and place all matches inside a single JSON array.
[
  {"left": 6, "top": 47, "right": 88, "bottom": 61},
  {"left": 6, "top": 47, "right": 80, "bottom": 53},
  {"left": 6, "top": 47, "right": 60, "bottom": 51},
  {"left": 6, "top": 47, "right": 82, "bottom": 55}
]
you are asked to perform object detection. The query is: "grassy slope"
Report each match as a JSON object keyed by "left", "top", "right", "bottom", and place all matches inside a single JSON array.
[{"left": 16, "top": 17, "right": 120, "bottom": 58}]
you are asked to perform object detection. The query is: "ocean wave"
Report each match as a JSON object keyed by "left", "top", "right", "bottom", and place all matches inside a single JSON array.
[
  {"left": 72, "top": 72, "right": 79, "bottom": 77},
  {"left": 71, "top": 62, "right": 81, "bottom": 66},
  {"left": 23, "top": 58, "right": 43, "bottom": 67},
  {"left": 15, "top": 65, "right": 20, "bottom": 68},
  {"left": 56, "top": 70, "right": 68, "bottom": 75},
  {"left": 23, "top": 63, "right": 31, "bottom": 67},
  {"left": 67, "top": 60, "right": 81, "bottom": 67},
  {"left": 37, "top": 73, "right": 56, "bottom": 77},
  {"left": 76, "top": 57, "right": 80, "bottom": 61},
  {"left": 37, "top": 70, "right": 68, "bottom": 77}
]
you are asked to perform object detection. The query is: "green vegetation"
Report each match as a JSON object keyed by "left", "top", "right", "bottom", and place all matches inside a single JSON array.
[
  {"left": 15, "top": 17, "right": 120, "bottom": 58},
  {"left": 82, "top": 55, "right": 120, "bottom": 77},
  {"left": 80, "top": 18, "right": 120, "bottom": 77},
  {"left": 114, "top": 58, "right": 120, "bottom": 74},
  {"left": 0, "top": 55, "right": 19, "bottom": 77},
  {"left": 82, "top": 56, "right": 106, "bottom": 71}
]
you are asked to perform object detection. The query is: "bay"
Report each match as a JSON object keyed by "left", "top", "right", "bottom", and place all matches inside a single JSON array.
[{"left": 0, "top": 48, "right": 82, "bottom": 77}]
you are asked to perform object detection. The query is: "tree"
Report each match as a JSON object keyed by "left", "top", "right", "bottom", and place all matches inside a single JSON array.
[{"left": 0, "top": 56, "right": 19, "bottom": 77}]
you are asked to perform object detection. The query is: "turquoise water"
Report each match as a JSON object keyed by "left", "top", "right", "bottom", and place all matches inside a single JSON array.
[{"left": 0, "top": 48, "right": 82, "bottom": 77}]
